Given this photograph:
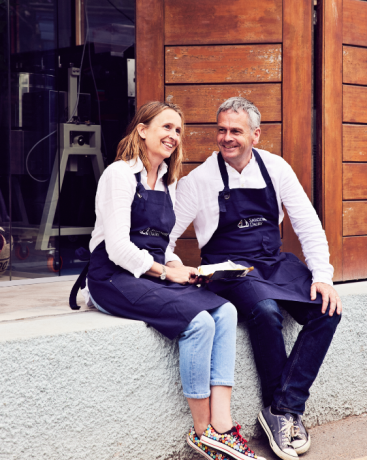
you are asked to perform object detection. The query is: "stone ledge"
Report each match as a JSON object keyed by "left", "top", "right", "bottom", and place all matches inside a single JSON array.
[{"left": 0, "top": 283, "right": 366, "bottom": 459}]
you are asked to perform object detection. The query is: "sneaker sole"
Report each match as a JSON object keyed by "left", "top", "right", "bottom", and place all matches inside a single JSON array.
[
  {"left": 200, "top": 434, "right": 249, "bottom": 460},
  {"left": 187, "top": 435, "right": 222, "bottom": 460},
  {"left": 293, "top": 434, "right": 311, "bottom": 455},
  {"left": 258, "top": 411, "right": 298, "bottom": 460}
]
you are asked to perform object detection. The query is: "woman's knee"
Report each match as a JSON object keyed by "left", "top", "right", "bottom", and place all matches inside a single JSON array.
[
  {"left": 212, "top": 301, "right": 237, "bottom": 326},
  {"left": 185, "top": 310, "right": 216, "bottom": 340}
]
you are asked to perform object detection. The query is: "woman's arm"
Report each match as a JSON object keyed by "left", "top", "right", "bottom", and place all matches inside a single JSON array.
[{"left": 146, "top": 260, "right": 199, "bottom": 284}]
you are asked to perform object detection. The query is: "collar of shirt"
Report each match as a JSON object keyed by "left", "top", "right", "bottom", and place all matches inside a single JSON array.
[{"left": 127, "top": 157, "right": 168, "bottom": 185}]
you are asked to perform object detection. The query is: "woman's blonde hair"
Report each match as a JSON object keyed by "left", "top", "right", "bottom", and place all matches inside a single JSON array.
[{"left": 115, "top": 101, "right": 184, "bottom": 185}]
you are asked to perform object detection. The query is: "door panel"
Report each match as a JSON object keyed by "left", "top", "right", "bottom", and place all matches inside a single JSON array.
[{"left": 343, "top": 125, "right": 367, "bottom": 161}]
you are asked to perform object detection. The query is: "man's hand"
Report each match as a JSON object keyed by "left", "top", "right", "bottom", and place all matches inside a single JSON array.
[{"left": 310, "top": 282, "right": 342, "bottom": 316}]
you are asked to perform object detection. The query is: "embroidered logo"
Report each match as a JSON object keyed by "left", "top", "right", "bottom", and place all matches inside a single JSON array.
[
  {"left": 139, "top": 228, "right": 168, "bottom": 237},
  {"left": 238, "top": 217, "right": 267, "bottom": 228}
]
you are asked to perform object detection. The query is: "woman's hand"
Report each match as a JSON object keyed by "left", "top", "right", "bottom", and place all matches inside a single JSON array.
[{"left": 166, "top": 264, "right": 199, "bottom": 285}]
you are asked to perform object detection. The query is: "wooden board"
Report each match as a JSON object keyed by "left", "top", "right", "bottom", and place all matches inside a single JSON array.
[
  {"left": 343, "top": 45, "right": 367, "bottom": 86},
  {"left": 343, "top": 0, "right": 367, "bottom": 47},
  {"left": 315, "top": 0, "right": 343, "bottom": 280},
  {"left": 343, "top": 124, "right": 367, "bottom": 161},
  {"left": 183, "top": 124, "right": 282, "bottom": 162},
  {"left": 179, "top": 163, "right": 200, "bottom": 180},
  {"left": 182, "top": 223, "right": 196, "bottom": 239},
  {"left": 281, "top": 0, "right": 313, "bottom": 261},
  {"left": 165, "top": 45, "right": 282, "bottom": 84},
  {"left": 343, "top": 163, "right": 367, "bottom": 200},
  {"left": 344, "top": 85, "right": 367, "bottom": 124},
  {"left": 165, "top": 84, "right": 281, "bottom": 124},
  {"left": 136, "top": 0, "right": 164, "bottom": 106},
  {"left": 343, "top": 236, "right": 367, "bottom": 280},
  {"left": 174, "top": 239, "right": 201, "bottom": 268},
  {"left": 165, "top": 0, "right": 282, "bottom": 45},
  {"left": 343, "top": 201, "right": 367, "bottom": 236}
]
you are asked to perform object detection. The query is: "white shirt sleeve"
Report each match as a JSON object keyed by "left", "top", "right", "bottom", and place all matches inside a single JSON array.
[
  {"left": 279, "top": 161, "right": 334, "bottom": 285},
  {"left": 95, "top": 164, "right": 154, "bottom": 278}
]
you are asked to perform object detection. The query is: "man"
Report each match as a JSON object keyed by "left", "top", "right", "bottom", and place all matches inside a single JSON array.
[{"left": 169, "top": 97, "right": 341, "bottom": 460}]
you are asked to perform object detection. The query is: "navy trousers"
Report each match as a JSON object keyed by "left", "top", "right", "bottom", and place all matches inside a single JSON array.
[{"left": 245, "top": 298, "right": 341, "bottom": 414}]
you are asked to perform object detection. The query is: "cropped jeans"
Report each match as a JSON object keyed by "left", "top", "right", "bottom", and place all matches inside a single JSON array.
[{"left": 90, "top": 294, "right": 237, "bottom": 400}]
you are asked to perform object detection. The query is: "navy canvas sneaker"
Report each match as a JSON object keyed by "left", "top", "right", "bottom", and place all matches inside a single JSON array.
[
  {"left": 258, "top": 407, "right": 298, "bottom": 460},
  {"left": 291, "top": 415, "right": 311, "bottom": 454}
]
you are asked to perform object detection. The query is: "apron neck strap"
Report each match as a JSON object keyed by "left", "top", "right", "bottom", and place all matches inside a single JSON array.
[
  {"left": 217, "top": 152, "right": 230, "bottom": 189},
  {"left": 135, "top": 171, "right": 142, "bottom": 183}
]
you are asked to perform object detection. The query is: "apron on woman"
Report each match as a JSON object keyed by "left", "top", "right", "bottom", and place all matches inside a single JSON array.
[
  {"left": 87, "top": 171, "right": 225, "bottom": 340},
  {"left": 201, "top": 149, "right": 322, "bottom": 315}
]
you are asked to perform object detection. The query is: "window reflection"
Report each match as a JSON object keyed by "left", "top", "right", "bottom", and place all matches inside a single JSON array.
[{"left": 0, "top": 0, "right": 135, "bottom": 282}]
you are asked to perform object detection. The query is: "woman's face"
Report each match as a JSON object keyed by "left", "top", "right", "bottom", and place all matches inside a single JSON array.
[{"left": 139, "top": 109, "right": 182, "bottom": 163}]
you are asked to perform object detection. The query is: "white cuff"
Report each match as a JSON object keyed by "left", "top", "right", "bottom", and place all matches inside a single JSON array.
[{"left": 133, "top": 250, "right": 154, "bottom": 278}]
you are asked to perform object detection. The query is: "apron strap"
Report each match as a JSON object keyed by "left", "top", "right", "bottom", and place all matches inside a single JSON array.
[
  {"left": 217, "top": 152, "right": 232, "bottom": 212},
  {"left": 69, "top": 261, "right": 90, "bottom": 310}
]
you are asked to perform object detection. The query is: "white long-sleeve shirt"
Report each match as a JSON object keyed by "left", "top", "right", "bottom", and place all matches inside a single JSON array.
[
  {"left": 169, "top": 150, "right": 334, "bottom": 285},
  {"left": 89, "top": 157, "right": 178, "bottom": 278}
]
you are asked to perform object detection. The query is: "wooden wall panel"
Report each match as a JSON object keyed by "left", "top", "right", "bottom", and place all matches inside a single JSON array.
[
  {"left": 343, "top": 86, "right": 367, "bottom": 124},
  {"left": 316, "top": 0, "right": 343, "bottom": 280},
  {"left": 136, "top": 0, "right": 164, "bottom": 106},
  {"left": 282, "top": 0, "right": 312, "bottom": 260},
  {"left": 343, "top": 163, "right": 367, "bottom": 200},
  {"left": 343, "top": 0, "right": 367, "bottom": 47},
  {"left": 183, "top": 124, "right": 282, "bottom": 162},
  {"left": 343, "top": 201, "right": 367, "bottom": 236},
  {"left": 165, "top": 84, "right": 282, "bottom": 124},
  {"left": 343, "top": 46, "right": 367, "bottom": 85},
  {"left": 174, "top": 238, "right": 201, "bottom": 267},
  {"left": 165, "top": 45, "right": 282, "bottom": 84},
  {"left": 343, "top": 236, "right": 367, "bottom": 280},
  {"left": 165, "top": 0, "right": 282, "bottom": 46},
  {"left": 179, "top": 163, "right": 200, "bottom": 180},
  {"left": 343, "top": 125, "right": 367, "bottom": 161}
]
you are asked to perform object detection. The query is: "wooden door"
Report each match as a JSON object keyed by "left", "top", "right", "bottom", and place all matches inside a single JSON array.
[
  {"left": 316, "top": 0, "right": 367, "bottom": 281},
  {"left": 137, "top": 0, "right": 313, "bottom": 267}
]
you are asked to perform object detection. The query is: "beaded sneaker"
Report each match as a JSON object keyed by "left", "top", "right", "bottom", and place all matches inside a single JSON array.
[
  {"left": 187, "top": 426, "right": 234, "bottom": 460},
  {"left": 200, "top": 423, "right": 267, "bottom": 460},
  {"left": 291, "top": 415, "right": 311, "bottom": 455}
]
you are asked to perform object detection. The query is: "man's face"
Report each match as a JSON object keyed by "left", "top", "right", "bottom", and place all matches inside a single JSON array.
[{"left": 216, "top": 110, "right": 260, "bottom": 170}]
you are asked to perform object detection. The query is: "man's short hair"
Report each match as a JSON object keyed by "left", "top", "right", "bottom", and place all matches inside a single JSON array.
[{"left": 217, "top": 97, "right": 261, "bottom": 131}]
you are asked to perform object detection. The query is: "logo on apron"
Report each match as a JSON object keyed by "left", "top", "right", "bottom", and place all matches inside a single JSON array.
[
  {"left": 238, "top": 217, "right": 267, "bottom": 229},
  {"left": 140, "top": 228, "right": 169, "bottom": 237}
]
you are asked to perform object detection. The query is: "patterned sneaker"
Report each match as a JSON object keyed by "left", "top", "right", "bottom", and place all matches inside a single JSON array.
[
  {"left": 258, "top": 407, "right": 298, "bottom": 460},
  {"left": 291, "top": 415, "right": 311, "bottom": 455},
  {"left": 187, "top": 426, "right": 233, "bottom": 460},
  {"left": 200, "top": 423, "right": 266, "bottom": 460}
]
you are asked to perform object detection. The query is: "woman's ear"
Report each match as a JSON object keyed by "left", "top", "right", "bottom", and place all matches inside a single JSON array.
[{"left": 137, "top": 123, "right": 146, "bottom": 139}]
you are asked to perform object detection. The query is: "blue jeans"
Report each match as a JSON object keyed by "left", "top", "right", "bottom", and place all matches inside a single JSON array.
[
  {"left": 90, "top": 294, "right": 237, "bottom": 399},
  {"left": 247, "top": 299, "right": 341, "bottom": 415},
  {"left": 178, "top": 302, "right": 237, "bottom": 399}
]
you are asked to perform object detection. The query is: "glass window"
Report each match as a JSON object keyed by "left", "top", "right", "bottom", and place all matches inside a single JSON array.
[{"left": 0, "top": 0, "right": 135, "bottom": 282}]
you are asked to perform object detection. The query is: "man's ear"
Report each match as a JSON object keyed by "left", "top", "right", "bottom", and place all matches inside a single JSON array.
[
  {"left": 137, "top": 123, "right": 146, "bottom": 139},
  {"left": 252, "top": 127, "right": 261, "bottom": 146}
]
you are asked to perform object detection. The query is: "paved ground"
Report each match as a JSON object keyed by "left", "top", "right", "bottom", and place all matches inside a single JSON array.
[{"left": 249, "top": 413, "right": 367, "bottom": 460}]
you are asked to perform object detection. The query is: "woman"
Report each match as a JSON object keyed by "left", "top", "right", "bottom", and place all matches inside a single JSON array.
[{"left": 82, "top": 101, "right": 264, "bottom": 460}]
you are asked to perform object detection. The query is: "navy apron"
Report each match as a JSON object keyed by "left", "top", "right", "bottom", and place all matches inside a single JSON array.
[
  {"left": 201, "top": 150, "right": 322, "bottom": 315},
  {"left": 86, "top": 171, "right": 225, "bottom": 340}
]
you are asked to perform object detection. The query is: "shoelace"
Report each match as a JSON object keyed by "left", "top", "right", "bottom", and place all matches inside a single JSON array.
[
  {"left": 279, "top": 418, "right": 295, "bottom": 446},
  {"left": 233, "top": 423, "right": 254, "bottom": 454}
]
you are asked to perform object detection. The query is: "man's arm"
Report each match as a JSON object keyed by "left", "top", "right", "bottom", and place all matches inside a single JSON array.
[
  {"left": 169, "top": 175, "right": 200, "bottom": 258},
  {"left": 279, "top": 161, "right": 342, "bottom": 315}
]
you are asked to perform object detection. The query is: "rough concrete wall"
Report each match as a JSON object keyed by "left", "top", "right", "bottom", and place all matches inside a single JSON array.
[{"left": 0, "top": 294, "right": 366, "bottom": 460}]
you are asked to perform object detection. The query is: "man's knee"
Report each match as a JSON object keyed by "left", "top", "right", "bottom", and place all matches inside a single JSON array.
[{"left": 251, "top": 299, "right": 284, "bottom": 326}]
